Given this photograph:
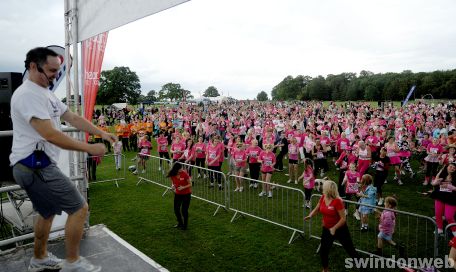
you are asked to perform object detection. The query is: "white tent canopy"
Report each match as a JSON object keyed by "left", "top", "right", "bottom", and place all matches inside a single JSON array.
[{"left": 70, "top": 0, "right": 189, "bottom": 43}]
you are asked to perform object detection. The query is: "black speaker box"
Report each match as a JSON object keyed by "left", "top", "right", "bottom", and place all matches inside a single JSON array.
[{"left": 0, "top": 72, "right": 22, "bottom": 182}]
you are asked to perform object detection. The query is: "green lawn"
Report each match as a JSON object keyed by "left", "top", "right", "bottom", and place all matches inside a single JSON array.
[{"left": 88, "top": 144, "right": 440, "bottom": 272}]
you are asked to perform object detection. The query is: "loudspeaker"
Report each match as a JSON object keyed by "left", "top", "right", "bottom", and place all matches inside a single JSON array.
[{"left": 0, "top": 72, "right": 22, "bottom": 182}]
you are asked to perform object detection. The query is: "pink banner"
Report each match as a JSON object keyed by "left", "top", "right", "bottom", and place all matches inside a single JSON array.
[{"left": 82, "top": 32, "right": 108, "bottom": 130}]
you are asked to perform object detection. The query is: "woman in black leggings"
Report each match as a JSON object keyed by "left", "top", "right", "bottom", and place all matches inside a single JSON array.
[
  {"left": 167, "top": 162, "right": 192, "bottom": 230},
  {"left": 305, "top": 180, "right": 358, "bottom": 272}
]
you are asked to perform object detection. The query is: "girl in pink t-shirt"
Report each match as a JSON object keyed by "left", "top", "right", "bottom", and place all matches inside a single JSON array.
[
  {"left": 258, "top": 144, "right": 276, "bottom": 198},
  {"left": 138, "top": 135, "right": 152, "bottom": 174},
  {"left": 298, "top": 159, "right": 315, "bottom": 208},
  {"left": 342, "top": 163, "right": 361, "bottom": 219},
  {"left": 233, "top": 143, "right": 248, "bottom": 192}
]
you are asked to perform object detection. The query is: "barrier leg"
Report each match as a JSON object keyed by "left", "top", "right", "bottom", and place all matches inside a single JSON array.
[
  {"left": 230, "top": 210, "right": 245, "bottom": 222},
  {"left": 162, "top": 188, "right": 171, "bottom": 197},
  {"left": 288, "top": 230, "right": 304, "bottom": 245},
  {"left": 213, "top": 205, "right": 226, "bottom": 217},
  {"left": 136, "top": 178, "right": 144, "bottom": 186}
]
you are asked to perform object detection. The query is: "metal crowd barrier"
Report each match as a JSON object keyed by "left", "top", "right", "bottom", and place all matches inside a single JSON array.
[
  {"left": 136, "top": 155, "right": 228, "bottom": 216},
  {"left": 442, "top": 222, "right": 456, "bottom": 259},
  {"left": 228, "top": 174, "right": 306, "bottom": 244},
  {"left": 86, "top": 154, "right": 126, "bottom": 187},
  {"left": 309, "top": 194, "right": 438, "bottom": 264}
]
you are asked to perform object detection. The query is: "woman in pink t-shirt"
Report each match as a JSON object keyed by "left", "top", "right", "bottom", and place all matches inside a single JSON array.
[
  {"left": 258, "top": 144, "right": 276, "bottom": 198},
  {"left": 206, "top": 136, "right": 223, "bottom": 189},
  {"left": 183, "top": 138, "right": 196, "bottom": 177},
  {"left": 424, "top": 137, "right": 443, "bottom": 185},
  {"left": 385, "top": 136, "right": 403, "bottom": 185},
  {"left": 194, "top": 136, "right": 207, "bottom": 178},
  {"left": 246, "top": 139, "right": 262, "bottom": 188},
  {"left": 170, "top": 135, "right": 186, "bottom": 162},
  {"left": 156, "top": 131, "right": 170, "bottom": 171},
  {"left": 287, "top": 137, "right": 299, "bottom": 185}
]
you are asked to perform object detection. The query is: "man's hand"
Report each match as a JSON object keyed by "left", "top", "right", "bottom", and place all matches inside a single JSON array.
[
  {"left": 102, "top": 132, "right": 117, "bottom": 144},
  {"left": 87, "top": 143, "right": 106, "bottom": 156}
]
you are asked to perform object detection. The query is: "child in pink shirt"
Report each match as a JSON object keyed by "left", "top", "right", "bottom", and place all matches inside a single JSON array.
[
  {"left": 258, "top": 144, "right": 276, "bottom": 198},
  {"left": 298, "top": 159, "right": 315, "bottom": 209},
  {"left": 377, "top": 197, "right": 403, "bottom": 256},
  {"left": 342, "top": 163, "right": 361, "bottom": 219}
]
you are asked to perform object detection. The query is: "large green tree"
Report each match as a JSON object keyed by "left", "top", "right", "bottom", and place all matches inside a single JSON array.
[
  {"left": 145, "top": 90, "right": 158, "bottom": 102},
  {"left": 203, "top": 86, "right": 220, "bottom": 97},
  {"left": 97, "top": 66, "right": 141, "bottom": 105},
  {"left": 256, "top": 91, "right": 268, "bottom": 101},
  {"left": 159, "top": 83, "right": 194, "bottom": 101}
]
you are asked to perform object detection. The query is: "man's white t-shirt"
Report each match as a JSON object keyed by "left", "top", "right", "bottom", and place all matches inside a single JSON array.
[{"left": 9, "top": 79, "right": 68, "bottom": 165}]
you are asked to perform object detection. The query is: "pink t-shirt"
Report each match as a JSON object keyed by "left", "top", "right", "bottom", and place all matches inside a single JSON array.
[
  {"left": 207, "top": 144, "right": 221, "bottom": 166},
  {"left": 246, "top": 146, "right": 262, "bottom": 163},
  {"left": 139, "top": 140, "right": 152, "bottom": 155},
  {"left": 259, "top": 151, "right": 276, "bottom": 172},
  {"left": 233, "top": 149, "right": 247, "bottom": 168},
  {"left": 194, "top": 143, "right": 206, "bottom": 159},
  {"left": 288, "top": 144, "right": 299, "bottom": 160},
  {"left": 157, "top": 137, "right": 168, "bottom": 153},
  {"left": 303, "top": 168, "right": 315, "bottom": 189},
  {"left": 171, "top": 142, "right": 186, "bottom": 160},
  {"left": 345, "top": 170, "right": 360, "bottom": 194}
]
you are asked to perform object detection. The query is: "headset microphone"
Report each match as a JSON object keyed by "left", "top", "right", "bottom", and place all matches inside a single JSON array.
[{"left": 37, "top": 65, "right": 54, "bottom": 88}]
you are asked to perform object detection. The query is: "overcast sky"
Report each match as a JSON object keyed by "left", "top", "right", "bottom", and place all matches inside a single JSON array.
[{"left": 1, "top": 0, "right": 455, "bottom": 100}]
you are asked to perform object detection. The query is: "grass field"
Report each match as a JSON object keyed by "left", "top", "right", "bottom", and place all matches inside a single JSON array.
[{"left": 87, "top": 140, "right": 441, "bottom": 271}]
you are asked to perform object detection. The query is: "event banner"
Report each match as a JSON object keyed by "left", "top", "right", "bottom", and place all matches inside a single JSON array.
[{"left": 82, "top": 32, "right": 108, "bottom": 127}]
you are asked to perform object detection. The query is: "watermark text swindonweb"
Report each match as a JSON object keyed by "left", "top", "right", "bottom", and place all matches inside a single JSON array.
[{"left": 345, "top": 255, "right": 455, "bottom": 269}]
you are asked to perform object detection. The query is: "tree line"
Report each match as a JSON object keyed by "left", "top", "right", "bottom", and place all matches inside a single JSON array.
[
  {"left": 269, "top": 69, "right": 456, "bottom": 101},
  {"left": 94, "top": 66, "right": 223, "bottom": 105}
]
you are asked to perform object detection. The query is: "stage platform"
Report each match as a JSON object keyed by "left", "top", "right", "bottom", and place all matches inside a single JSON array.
[{"left": 0, "top": 224, "right": 168, "bottom": 272}]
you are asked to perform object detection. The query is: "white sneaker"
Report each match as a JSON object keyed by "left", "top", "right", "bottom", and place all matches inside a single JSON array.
[
  {"left": 423, "top": 181, "right": 429, "bottom": 186},
  {"left": 287, "top": 179, "right": 292, "bottom": 183},
  {"left": 294, "top": 180, "right": 298, "bottom": 185},
  {"left": 249, "top": 184, "right": 254, "bottom": 188},
  {"left": 353, "top": 211, "right": 361, "bottom": 221},
  {"left": 141, "top": 169, "right": 146, "bottom": 174},
  {"left": 28, "top": 252, "right": 63, "bottom": 272},
  {"left": 259, "top": 191, "right": 266, "bottom": 197},
  {"left": 320, "top": 170, "right": 325, "bottom": 177},
  {"left": 132, "top": 170, "right": 138, "bottom": 175},
  {"left": 378, "top": 198, "right": 384, "bottom": 206},
  {"left": 268, "top": 191, "right": 273, "bottom": 198},
  {"left": 345, "top": 209, "right": 348, "bottom": 216},
  {"left": 204, "top": 174, "right": 208, "bottom": 179},
  {"left": 158, "top": 166, "right": 162, "bottom": 171},
  {"left": 197, "top": 174, "right": 201, "bottom": 178},
  {"left": 239, "top": 187, "right": 244, "bottom": 192},
  {"left": 253, "top": 183, "right": 258, "bottom": 189},
  {"left": 61, "top": 256, "right": 101, "bottom": 272},
  {"left": 234, "top": 187, "right": 239, "bottom": 192},
  {"left": 397, "top": 180, "right": 403, "bottom": 185}
]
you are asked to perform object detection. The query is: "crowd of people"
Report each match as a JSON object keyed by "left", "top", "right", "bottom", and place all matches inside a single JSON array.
[{"left": 94, "top": 99, "right": 455, "bottom": 271}]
